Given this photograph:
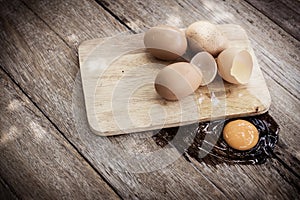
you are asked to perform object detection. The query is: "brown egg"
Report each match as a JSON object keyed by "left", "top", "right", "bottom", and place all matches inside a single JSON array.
[
  {"left": 154, "top": 62, "right": 202, "bottom": 100},
  {"left": 223, "top": 120, "right": 259, "bottom": 151},
  {"left": 186, "top": 21, "right": 229, "bottom": 56},
  {"left": 144, "top": 25, "right": 187, "bottom": 60}
]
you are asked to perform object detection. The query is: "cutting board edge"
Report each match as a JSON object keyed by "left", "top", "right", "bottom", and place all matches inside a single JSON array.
[{"left": 88, "top": 104, "right": 270, "bottom": 137}]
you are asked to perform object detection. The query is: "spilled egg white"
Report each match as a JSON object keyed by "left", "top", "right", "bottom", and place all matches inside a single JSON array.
[{"left": 217, "top": 48, "right": 253, "bottom": 85}]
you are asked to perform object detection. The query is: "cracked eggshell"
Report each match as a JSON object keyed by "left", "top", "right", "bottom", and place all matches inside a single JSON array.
[
  {"left": 217, "top": 48, "right": 253, "bottom": 85},
  {"left": 185, "top": 21, "right": 229, "bottom": 56},
  {"left": 154, "top": 62, "right": 202, "bottom": 100},
  {"left": 191, "top": 51, "right": 217, "bottom": 86},
  {"left": 144, "top": 25, "right": 187, "bottom": 61}
]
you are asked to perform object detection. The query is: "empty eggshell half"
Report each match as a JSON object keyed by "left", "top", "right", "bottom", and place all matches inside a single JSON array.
[
  {"left": 191, "top": 52, "right": 217, "bottom": 86},
  {"left": 154, "top": 62, "right": 202, "bottom": 100},
  {"left": 217, "top": 48, "right": 253, "bottom": 85}
]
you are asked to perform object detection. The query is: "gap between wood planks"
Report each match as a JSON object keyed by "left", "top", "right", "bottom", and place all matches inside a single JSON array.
[
  {"left": 4, "top": 1, "right": 124, "bottom": 198},
  {"left": 0, "top": 65, "right": 123, "bottom": 199},
  {"left": 271, "top": 152, "right": 300, "bottom": 179},
  {"left": 0, "top": 64, "right": 122, "bottom": 199},
  {"left": 93, "top": 0, "right": 300, "bottom": 175},
  {"left": 3, "top": 2, "right": 124, "bottom": 198},
  {"left": 245, "top": 0, "right": 300, "bottom": 41},
  {"left": 260, "top": 67, "right": 296, "bottom": 102},
  {"left": 1, "top": 1, "right": 229, "bottom": 198},
  {"left": 0, "top": 175, "right": 19, "bottom": 200},
  {"left": 19, "top": 1, "right": 74, "bottom": 52},
  {"left": 3, "top": 0, "right": 296, "bottom": 198},
  {"left": 95, "top": 0, "right": 136, "bottom": 33},
  {"left": 15, "top": 0, "right": 299, "bottom": 183},
  {"left": 243, "top": 0, "right": 300, "bottom": 100}
]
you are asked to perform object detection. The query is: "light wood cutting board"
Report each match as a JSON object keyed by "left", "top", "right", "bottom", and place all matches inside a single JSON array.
[{"left": 79, "top": 24, "right": 271, "bottom": 136}]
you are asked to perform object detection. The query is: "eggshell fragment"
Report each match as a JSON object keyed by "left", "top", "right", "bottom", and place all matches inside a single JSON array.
[
  {"left": 185, "top": 21, "right": 229, "bottom": 56},
  {"left": 217, "top": 48, "right": 253, "bottom": 85},
  {"left": 154, "top": 62, "right": 202, "bottom": 100},
  {"left": 191, "top": 52, "right": 217, "bottom": 86},
  {"left": 144, "top": 25, "right": 187, "bottom": 60}
]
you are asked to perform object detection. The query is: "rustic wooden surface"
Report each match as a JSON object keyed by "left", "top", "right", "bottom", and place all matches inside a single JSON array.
[
  {"left": 246, "top": 0, "right": 300, "bottom": 41},
  {"left": 0, "top": 0, "right": 299, "bottom": 199},
  {"left": 0, "top": 69, "right": 120, "bottom": 199},
  {"left": 98, "top": 0, "right": 300, "bottom": 176},
  {"left": 79, "top": 25, "right": 271, "bottom": 136},
  {"left": 0, "top": 177, "right": 17, "bottom": 200}
]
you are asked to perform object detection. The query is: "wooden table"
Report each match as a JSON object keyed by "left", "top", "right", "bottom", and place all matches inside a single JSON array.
[{"left": 1, "top": 0, "right": 299, "bottom": 199}]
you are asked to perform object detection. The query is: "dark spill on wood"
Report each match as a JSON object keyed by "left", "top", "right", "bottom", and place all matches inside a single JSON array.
[{"left": 152, "top": 113, "right": 279, "bottom": 165}]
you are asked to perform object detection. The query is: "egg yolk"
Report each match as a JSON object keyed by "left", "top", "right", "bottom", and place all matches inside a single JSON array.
[{"left": 223, "top": 120, "right": 259, "bottom": 151}]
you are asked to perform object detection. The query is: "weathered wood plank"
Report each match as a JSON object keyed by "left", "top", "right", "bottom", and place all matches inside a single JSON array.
[
  {"left": 25, "top": 0, "right": 300, "bottom": 172},
  {"left": 1, "top": 0, "right": 299, "bottom": 199},
  {"left": 246, "top": 0, "right": 300, "bottom": 41},
  {"left": 97, "top": 0, "right": 300, "bottom": 171},
  {"left": 0, "top": 69, "right": 120, "bottom": 199},
  {"left": 0, "top": 177, "right": 18, "bottom": 200},
  {"left": 0, "top": 0, "right": 298, "bottom": 198},
  {"left": 96, "top": 0, "right": 300, "bottom": 196},
  {"left": 0, "top": 0, "right": 229, "bottom": 199},
  {"left": 22, "top": 0, "right": 127, "bottom": 49},
  {"left": 185, "top": 154, "right": 300, "bottom": 200},
  {"left": 258, "top": 58, "right": 300, "bottom": 174}
]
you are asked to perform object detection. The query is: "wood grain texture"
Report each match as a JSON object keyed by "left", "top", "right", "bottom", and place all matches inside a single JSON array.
[
  {"left": 1, "top": 0, "right": 299, "bottom": 199},
  {"left": 79, "top": 25, "right": 271, "bottom": 136},
  {"left": 257, "top": 57, "right": 300, "bottom": 174},
  {"left": 246, "top": 0, "right": 300, "bottom": 40},
  {"left": 98, "top": 0, "right": 300, "bottom": 100},
  {"left": 0, "top": 0, "right": 228, "bottom": 199},
  {"left": 184, "top": 153, "right": 300, "bottom": 200},
  {"left": 0, "top": 69, "right": 120, "bottom": 199},
  {"left": 21, "top": 0, "right": 127, "bottom": 49},
  {"left": 0, "top": 177, "right": 18, "bottom": 200},
  {"left": 97, "top": 0, "right": 300, "bottom": 173}
]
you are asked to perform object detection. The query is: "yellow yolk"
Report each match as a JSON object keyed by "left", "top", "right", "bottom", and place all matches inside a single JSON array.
[{"left": 223, "top": 120, "right": 259, "bottom": 151}]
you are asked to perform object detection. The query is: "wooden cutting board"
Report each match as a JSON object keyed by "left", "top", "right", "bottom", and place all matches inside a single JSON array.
[{"left": 79, "top": 24, "right": 271, "bottom": 136}]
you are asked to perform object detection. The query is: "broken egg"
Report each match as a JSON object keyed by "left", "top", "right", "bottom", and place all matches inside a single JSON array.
[
  {"left": 185, "top": 21, "right": 229, "bottom": 56},
  {"left": 154, "top": 62, "right": 202, "bottom": 100},
  {"left": 223, "top": 119, "right": 259, "bottom": 151},
  {"left": 217, "top": 48, "right": 253, "bottom": 85},
  {"left": 191, "top": 52, "right": 217, "bottom": 86},
  {"left": 144, "top": 25, "right": 187, "bottom": 60}
]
